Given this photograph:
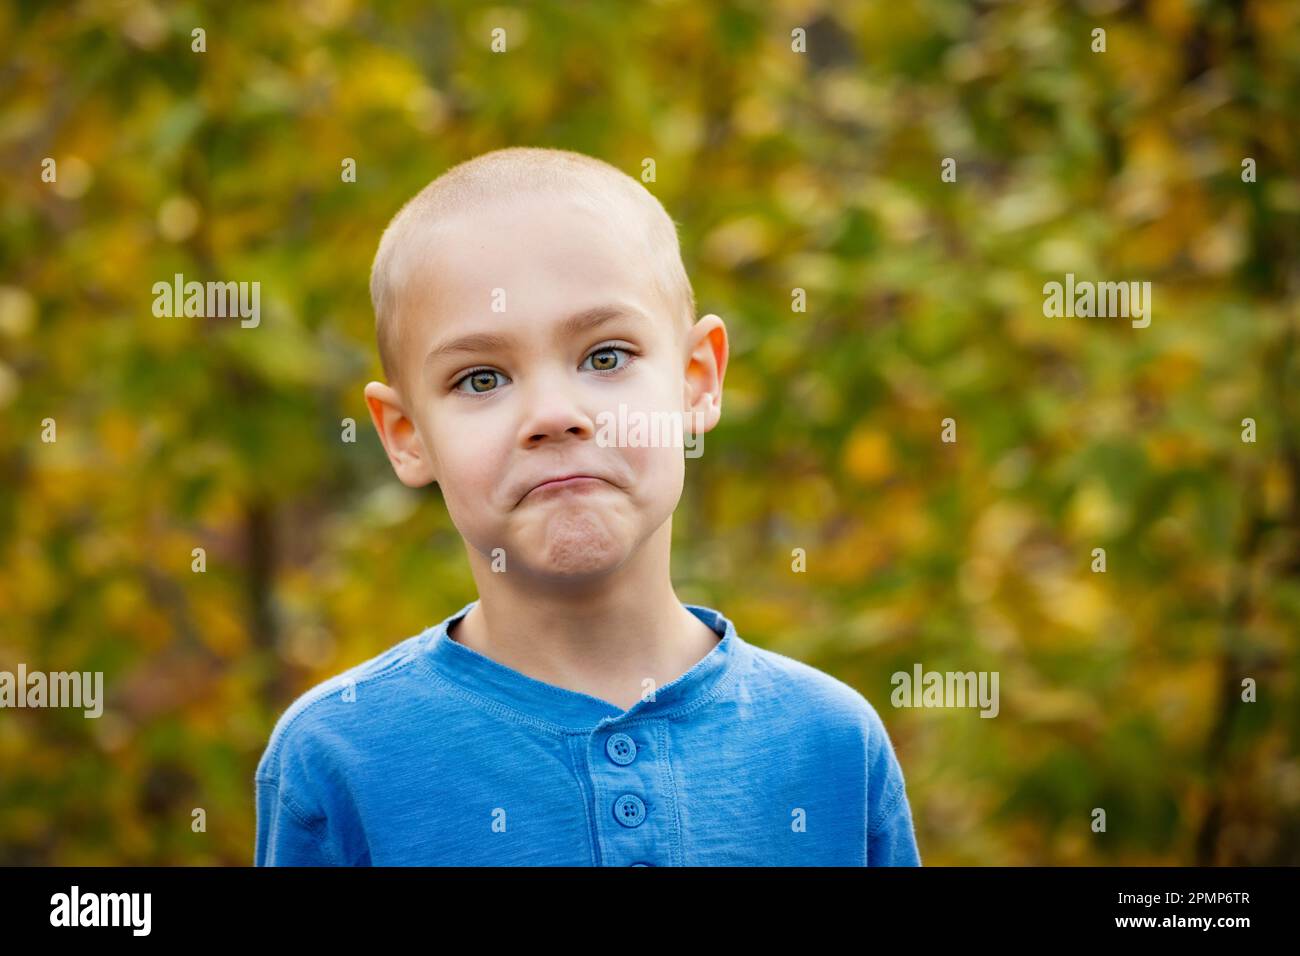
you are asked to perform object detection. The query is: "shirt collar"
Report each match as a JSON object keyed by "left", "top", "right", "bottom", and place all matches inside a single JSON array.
[{"left": 418, "top": 599, "right": 745, "bottom": 733}]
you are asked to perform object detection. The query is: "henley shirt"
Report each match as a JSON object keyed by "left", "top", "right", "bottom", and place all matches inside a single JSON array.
[{"left": 254, "top": 599, "right": 921, "bottom": 866}]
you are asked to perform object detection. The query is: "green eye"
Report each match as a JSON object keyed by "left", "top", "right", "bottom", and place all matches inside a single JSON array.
[
  {"left": 584, "top": 347, "right": 630, "bottom": 372},
  {"left": 455, "top": 369, "right": 505, "bottom": 393}
]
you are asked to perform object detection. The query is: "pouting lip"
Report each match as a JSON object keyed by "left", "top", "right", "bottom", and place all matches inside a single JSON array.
[{"left": 520, "top": 473, "right": 611, "bottom": 502}]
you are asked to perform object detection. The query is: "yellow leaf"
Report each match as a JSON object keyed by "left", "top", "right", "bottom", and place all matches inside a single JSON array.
[{"left": 842, "top": 426, "right": 894, "bottom": 483}]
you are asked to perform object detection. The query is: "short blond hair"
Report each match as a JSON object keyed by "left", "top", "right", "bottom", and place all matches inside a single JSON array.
[{"left": 369, "top": 147, "right": 696, "bottom": 390}]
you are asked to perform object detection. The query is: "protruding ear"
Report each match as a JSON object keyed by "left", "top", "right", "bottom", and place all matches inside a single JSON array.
[
  {"left": 363, "top": 381, "right": 437, "bottom": 487},
  {"left": 682, "top": 313, "right": 727, "bottom": 434}
]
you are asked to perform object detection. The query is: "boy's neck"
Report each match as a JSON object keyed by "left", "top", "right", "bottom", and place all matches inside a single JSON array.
[{"left": 451, "top": 522, "right": 720, "bottom": 713}]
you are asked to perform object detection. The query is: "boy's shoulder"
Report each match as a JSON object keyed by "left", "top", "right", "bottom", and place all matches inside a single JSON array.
[
  {"left": 254, "top": 627, "right": 433, "bottom": 783},
  {"left": 255, "top": 607, "right": 899, "bottom": 780},
  {"left": 736, "top": 633, "right": 894, "bottom": 739}
]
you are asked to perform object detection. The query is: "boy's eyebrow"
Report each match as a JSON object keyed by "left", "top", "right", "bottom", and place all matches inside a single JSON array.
[{"left": 422, "top": 304, "right": 643, "bottom": 370}]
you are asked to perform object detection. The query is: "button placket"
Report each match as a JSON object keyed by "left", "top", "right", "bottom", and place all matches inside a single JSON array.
[{"left": 589, "top": 722, "right": 669, "bottom": 866}]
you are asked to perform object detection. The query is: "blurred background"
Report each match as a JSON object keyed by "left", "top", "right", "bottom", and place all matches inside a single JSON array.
[{"left": 1, "top": 0, "right": 1298, "bottom": 865}]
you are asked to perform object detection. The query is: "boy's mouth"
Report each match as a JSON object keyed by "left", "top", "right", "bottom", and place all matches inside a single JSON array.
[{"left": 520, "top": 473, "right": 611, "bottom": 503}]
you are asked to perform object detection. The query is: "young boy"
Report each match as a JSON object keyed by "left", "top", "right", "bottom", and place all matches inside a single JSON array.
[{"left": 254, "top": 147, "right": 920, "bottom": 866}]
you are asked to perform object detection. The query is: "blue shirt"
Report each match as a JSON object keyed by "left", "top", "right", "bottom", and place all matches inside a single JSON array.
[{"left": 254, "top": 600, "right": 921, "bottom": 866}]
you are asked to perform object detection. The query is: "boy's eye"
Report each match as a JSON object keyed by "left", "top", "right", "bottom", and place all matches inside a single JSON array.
[
  {"left": 453, "top": 369, "right": 506, "bottom": 394},
  {"left": 582, "top": 346, "right": 631, "bottom": 373}
]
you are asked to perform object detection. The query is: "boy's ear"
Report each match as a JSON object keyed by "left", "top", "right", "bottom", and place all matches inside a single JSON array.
[
  {"left": 683, "top": 313, "right": 727, "bottom": 434},
  {"left": 363, "top": 381, "right": 437, "bottom": 487}
]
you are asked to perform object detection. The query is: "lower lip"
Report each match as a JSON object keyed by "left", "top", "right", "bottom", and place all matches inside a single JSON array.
[{"left": 527, "top": 477, "right": 607, "bottom": 498}]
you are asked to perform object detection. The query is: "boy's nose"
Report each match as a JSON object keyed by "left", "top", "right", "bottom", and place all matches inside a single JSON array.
[{"left": 518, "top": 373, "right": 596, "bottom": 446}]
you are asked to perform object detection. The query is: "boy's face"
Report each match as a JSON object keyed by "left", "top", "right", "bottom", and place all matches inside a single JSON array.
[{"left": 365, "top": 190, "right": 725, "bottom": 585}]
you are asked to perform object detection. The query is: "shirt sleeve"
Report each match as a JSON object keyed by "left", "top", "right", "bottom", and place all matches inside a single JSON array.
[
  {"left": 255, "top": 778, "right": 341, "bottom": 866},
  {"left": 864, "top": 703, "right": 921, "bottom": 866}
]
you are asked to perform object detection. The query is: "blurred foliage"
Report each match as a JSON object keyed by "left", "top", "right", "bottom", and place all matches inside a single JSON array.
[{"left": 1, "top": 0, "right": 1298, "bottom": 865}]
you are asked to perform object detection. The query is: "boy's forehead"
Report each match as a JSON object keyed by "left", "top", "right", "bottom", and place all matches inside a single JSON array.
[{"left": 398, "top": 190, "right": 674, "bottom": 344}]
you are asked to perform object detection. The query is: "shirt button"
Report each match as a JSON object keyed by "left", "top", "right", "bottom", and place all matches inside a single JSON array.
[
  {"left": 613, "top": 793, "right": 646, "bottom": 827},
  {"left": 605, "top": 732, "right": 637, "bottom": 765},
  {"left": 629, "top": 862, "right": 652, "bottom": 866}
]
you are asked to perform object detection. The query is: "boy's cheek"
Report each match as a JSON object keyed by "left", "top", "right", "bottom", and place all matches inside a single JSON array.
[
  {"left": 439, "top": 488, "right": 497, "bottom": 545},
  {"left": 442, "top": 464, "right": 499, "bottom": 508},
  {"left": 622, "top": 444, "right": 685, "bottom": 498}
]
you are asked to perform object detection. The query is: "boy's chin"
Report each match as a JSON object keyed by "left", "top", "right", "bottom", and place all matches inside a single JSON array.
[{"left": 512, "top": 515, "right": 634, "bottom": 582}]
